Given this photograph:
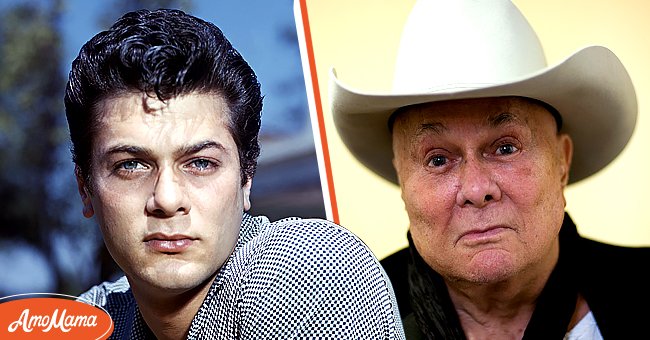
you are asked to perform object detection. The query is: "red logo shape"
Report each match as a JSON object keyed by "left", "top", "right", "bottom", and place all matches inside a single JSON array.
[{"left": 0, "top": 294, "right": 113, "bottom": 339}]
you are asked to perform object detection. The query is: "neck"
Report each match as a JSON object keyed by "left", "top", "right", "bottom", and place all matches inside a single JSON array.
[
  {"left": 447, "top": 281, "right": 540, "bottom": 340},
  {"left": 445, "top": 241, "right": 559, "bottom": 340},
  {"left": 129, "top": 275, "right": 216, "bottom": 340}
]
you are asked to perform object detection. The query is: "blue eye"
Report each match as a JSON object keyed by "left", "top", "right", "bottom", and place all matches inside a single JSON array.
[
  {"left": 120, "top": 160, "right": 143, "bottom": 170},
  {"left": 428, "top": 155, "right": 447, "bottom": 167},
  {"left": 190, "top": 159, "right": 214, "bottom": 170}
]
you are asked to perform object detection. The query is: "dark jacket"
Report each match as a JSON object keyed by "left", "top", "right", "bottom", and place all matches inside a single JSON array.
[{"left": 381, "top": 214, "right": 650, "bottom": 339}]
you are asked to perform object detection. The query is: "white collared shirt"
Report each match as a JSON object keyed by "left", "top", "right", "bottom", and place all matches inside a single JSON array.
[{"left": 564, "top": 311, "right": 603, "bottom": 340}]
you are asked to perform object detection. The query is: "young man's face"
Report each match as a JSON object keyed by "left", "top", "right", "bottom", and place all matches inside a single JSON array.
[
  {"left": 77, "top": 93, "right": 250, "bottom": 295},
  {"left": 392, "top": 97, "right": 572, "bottom": 285}
]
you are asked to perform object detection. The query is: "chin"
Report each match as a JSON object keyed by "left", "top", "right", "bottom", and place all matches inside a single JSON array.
[
  {"left": 463, "top": 250, "right": 516, "bottom": 284},
  {"left": 134, "top": 262, "right": 217, "bottom": 293}
]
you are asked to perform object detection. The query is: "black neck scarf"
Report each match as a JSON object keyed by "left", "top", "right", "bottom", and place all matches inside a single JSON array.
[{"left": 408, "top": 214, "right": 580, "bottom": 339}]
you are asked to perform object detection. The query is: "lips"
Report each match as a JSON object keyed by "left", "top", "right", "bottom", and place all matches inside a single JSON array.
[
  {"left": 144, "top": 233, "right": 196, "bottom": 253},
  {"left": 458, "top": 226, "right": 510, "bottom": 246}
]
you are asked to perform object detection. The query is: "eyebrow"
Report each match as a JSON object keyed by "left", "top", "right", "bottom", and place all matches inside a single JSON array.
[
  {"left": 487, "top": 112, "right": 521, "bottom": 127},
  {"left": 415, "top": 122, "right": 446, "bottom": 137},
  {"left": 174, "top": 140, "right": 226, "bottom": 158},
  {"left": 105, "top": 145, "right": 154, "bottom": 158},
  {"left": 104, "top": 140, "right": 226, "bottom": 159}
]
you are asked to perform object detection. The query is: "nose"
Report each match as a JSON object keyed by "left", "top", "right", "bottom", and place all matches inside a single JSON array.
[
  {"left": 146, "top": 166, "right": 191, "bottom": 217},
  {"left": 455, "top": 157, "right": 501, "bottom": 208}
]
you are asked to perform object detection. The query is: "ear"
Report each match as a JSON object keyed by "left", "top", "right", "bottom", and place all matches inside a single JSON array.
[
  {"left": 391, "top": 123, "right": 408, "bottom": 190},
  {"left": 242, "top": 177, "right": 252, "bottom": 211},
  {"left": 392, "top": 156, "right": 403, "bottom": 186},
  {"left": 75, "top": 167, "right": 95, "bottom": 218},
  {"left": 558, "top": 134, "right": 573, "bottom": 187}
]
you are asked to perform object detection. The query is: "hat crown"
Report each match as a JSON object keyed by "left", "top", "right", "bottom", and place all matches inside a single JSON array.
[{"left": 394, "top": 0, "right": 547, "bottom": 93}]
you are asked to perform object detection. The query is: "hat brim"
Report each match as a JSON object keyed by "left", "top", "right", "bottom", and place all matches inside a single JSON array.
[{"left": 331, "top": 46, "right": 637, "bottom": 184}]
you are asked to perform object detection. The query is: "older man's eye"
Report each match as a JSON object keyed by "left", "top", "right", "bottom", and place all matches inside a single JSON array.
[
  {"left": 496, "top": 144, "right": 518, "bottom": 155},
  {"left": 428, "top": 155, "right": 447, "bottom": 167}
]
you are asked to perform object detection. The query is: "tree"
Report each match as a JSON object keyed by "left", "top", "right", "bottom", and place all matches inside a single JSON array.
[{"left": 0, "top": 0, "right": 86, "bottom": 294}]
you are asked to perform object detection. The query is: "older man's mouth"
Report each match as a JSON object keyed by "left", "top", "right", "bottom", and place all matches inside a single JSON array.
[{"left": 457, "top": 226, "right": 510, "bottom": 246}]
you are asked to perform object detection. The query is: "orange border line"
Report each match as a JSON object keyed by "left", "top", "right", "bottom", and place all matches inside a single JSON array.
[{"left": 299, "top": 0, "right": 340, "bottom": 224}]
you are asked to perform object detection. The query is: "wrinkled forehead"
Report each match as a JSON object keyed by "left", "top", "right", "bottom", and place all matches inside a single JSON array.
[{"left": 389, "top": 96, "right": 561, "bottom": 134}]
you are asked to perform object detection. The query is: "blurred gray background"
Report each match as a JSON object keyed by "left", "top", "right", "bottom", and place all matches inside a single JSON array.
[{"left": 0, "top": 0, "right": 325, "bottom": 295}]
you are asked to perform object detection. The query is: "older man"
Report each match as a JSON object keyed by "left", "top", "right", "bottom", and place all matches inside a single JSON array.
[
  {"left": 330, "top": 0, "right": 649, "bottom": 338},
  {"left": 67, "top": 8, "right": 403, "bottom": 339}
]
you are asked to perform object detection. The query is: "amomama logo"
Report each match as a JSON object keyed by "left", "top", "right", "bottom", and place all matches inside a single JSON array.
[{"left": 0, "top": 293, "right": 113, "bottom": 339}]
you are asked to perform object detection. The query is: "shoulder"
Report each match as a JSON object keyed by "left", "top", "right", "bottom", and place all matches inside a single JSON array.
[
  {"left": 77, "top": 276, "right": 148, "bottom": 339},
  {"left": 248, "top": 217, "right": 386, "bottom": 282},
  {"left": 252, "top": 217, "right": 394, "bottom": 280},
  {"left": 77, "top": 275, "right": 135, "bottom": 311},
  {"left": 259, "top": 217, "right": 368, "bottom": 251},
  {"left": 238, "top": 214, "right": 360, "bottom": 250},
  {"left": 259, "top": 216, "right": 355, "bottom": 239},
  {"left": 574, "top": 236, "right": 650, "bottom": 338},
  {"left": 576, "top": 235, "right": 650, "bottom": 281},
  {"left": 578, "top": 236, "right": 650, "bottom": 261},
  {"left": 236, "top": 216, "right": 405, "bottom": 339}
]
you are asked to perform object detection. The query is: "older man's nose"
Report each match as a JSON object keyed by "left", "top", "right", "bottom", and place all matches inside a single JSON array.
[
  {"left": 456, "top": 158, "right": 502, "bottom": 208},
  {"left": 146, "top": 167, "right": 191, "bottom": 217}
]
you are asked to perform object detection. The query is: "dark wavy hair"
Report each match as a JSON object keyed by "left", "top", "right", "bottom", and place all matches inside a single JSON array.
[{"left": 64, "top": 9, "right": 262, "bottom": 186}]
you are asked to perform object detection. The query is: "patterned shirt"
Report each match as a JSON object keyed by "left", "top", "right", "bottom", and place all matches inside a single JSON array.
[{"left": 79, "top": 214, "right": 405, "bottom": 339}]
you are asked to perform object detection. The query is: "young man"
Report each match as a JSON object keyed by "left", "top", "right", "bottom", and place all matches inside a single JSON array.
[
  {"left": 67, "top": 9, "right": 403, "bottom": 339},
  {"left": 329, "top": 0, "right": 649, "bottom": 339}
]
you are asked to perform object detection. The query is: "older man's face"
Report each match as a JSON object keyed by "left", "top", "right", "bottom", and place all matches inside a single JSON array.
[
  {"left": 392, "top": 97, "right": 572, "bottom": 284},
  {"left": 77, "top": 93, "right": 250, "bottom": 296}
]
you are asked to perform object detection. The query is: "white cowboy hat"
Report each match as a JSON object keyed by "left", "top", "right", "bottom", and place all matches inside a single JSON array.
[{"left": 330, "top": 0, "right": 637, "bottom": 184}]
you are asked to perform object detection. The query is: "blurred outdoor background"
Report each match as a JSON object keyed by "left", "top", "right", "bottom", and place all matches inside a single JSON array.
[{"left": 0, "top": 0, "right": 325, "bottom": 296}]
